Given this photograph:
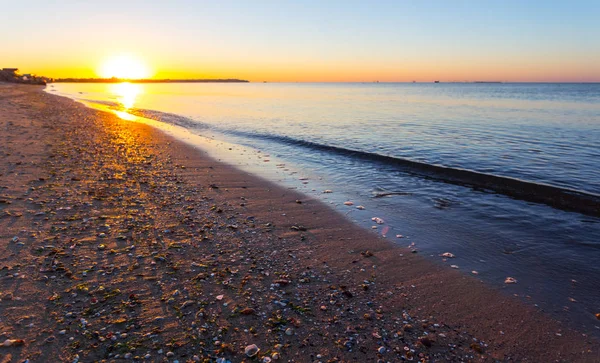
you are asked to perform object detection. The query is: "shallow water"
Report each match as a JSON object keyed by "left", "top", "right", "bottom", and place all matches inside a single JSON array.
[{"left": 49, "top": 82, "right": 600, "bottom": 336}]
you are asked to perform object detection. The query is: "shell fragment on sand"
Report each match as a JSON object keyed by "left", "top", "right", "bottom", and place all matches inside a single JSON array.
[{"left": 245, "top": 344, "right": 260, "bottom": 357}]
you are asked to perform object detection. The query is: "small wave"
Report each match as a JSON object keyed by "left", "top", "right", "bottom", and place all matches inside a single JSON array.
[
  {"left": 223, "top": 130, "right": 600, "bottom": 217},
  {"left": 113, "top": 106, "right": 600, "bottom": 217},
  {"left": 127, "top": 108, "right": 211, "bottom": 130}
]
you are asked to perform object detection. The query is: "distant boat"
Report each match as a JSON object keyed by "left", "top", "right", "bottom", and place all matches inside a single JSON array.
[{"left": 434, "top": 80, "right": 440, "bottom": 83}]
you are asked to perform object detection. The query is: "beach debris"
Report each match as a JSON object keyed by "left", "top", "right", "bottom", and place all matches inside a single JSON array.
[
  {"left": 450, "top": 265, "right": 459, "bottom": 269},
  {"left": 240, "top": 307, "right": 256, "bottom": 315},
  {"left": 371, "top": 217, "right": 384, "bottom": 224},
  {"left": 504, "top": 277, "right": 517, "bottom": 284},
  {"left": 396, "top": 234, "right": 404, "bottom": 238},
  {"left": 245, "top": 344, "right": 260, "bottom": 357},
  {"left": 2, "top": 339, "right": 25, "bottom": 347},
  {"left": 419, "top": 336, "right": 433, "bottom": 347},
  {"left": 471, "top": 271, "right": 479, "bottom": 275},
  {"left": 290, "top": 225, "right": 307, "bottom": 231},
  {"left": 440, "top": 252, "right": 455, "bottom": 258},
  {"left": 216, "top": 294, "right": 224, "bottom": 301},
  {"left": 295, "top": 199, "right": 302, "bottom": 204},
  {"left": 323, "top": 190, "right": 333, "bottom": 193},
  {"left": 343, "top": 201, "right": 354, "bottom": 206},
  {"left": 361, "top": 250, "right": 374, "bottom": 257},
  {"left": 356, "top": 205, "right": 365, "bottom": 210},
  {"left": 595, "top": 313, "right": 600, "bottom": 320}
]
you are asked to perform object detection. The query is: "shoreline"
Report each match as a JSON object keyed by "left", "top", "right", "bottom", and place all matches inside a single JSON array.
[{"left": 1, "top": 83, "right": 598, "bottom": 361}]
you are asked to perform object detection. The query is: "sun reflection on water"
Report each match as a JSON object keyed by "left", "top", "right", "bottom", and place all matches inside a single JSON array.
[
  {"left": 108, "top": 82, "right": 142, "bottom": 120},
  {"left": 110, "top": 82, "right": 142, "bottom": 110}
]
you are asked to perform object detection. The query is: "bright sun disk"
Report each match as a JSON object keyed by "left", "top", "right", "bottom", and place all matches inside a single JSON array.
[{"left": 98, "top": 54, "right": 151, "bottom": 79}]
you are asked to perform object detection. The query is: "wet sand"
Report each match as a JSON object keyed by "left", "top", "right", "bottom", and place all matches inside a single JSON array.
[{"left": 0, "top": 83, "right": 598, "bottom": 362}]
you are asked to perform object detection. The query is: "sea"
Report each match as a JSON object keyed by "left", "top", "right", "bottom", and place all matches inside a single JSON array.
[{"left": 48, "top": 82, "right": 600, "bottom": 336}]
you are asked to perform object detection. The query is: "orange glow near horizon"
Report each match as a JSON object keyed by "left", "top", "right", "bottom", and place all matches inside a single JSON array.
[{"left": 98, "top": 54, "right": 152, "bottom": 79}]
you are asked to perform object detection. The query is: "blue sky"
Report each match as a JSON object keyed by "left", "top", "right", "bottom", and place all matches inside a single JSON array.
[{"left": 1, "top": 0, "right": 599, "bottom": 81}]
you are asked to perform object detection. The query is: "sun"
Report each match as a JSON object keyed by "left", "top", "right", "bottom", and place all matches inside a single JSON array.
[{"left": 98, "top": 54, "right": 152, "bottom": 79}]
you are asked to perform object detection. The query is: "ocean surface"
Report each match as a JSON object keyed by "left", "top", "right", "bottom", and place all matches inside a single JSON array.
[{"left": 49, "top": 82, "right": 600, "bottom": 335}]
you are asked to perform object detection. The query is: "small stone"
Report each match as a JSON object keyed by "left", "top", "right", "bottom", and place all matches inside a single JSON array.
[
  {"left": 58, "top": 330, "right": 66, "bottom": 335},
  {"left": 216, "top": 294, "right": 224, "bottom": 301},
  {"left": 192, "top": 356, "right": 200, "bottom": 362},
  {"left": 2, "top": 339, "right": 25, "bottom": 347},
  {"left": 262, "top": 357, "right": 272, "bottom": 363},
  {"left": 271, "top": 352, "right": 280, "bottom": 360},
  {"left": 245, "top": 344, "right": 260, "bottom": 357},
  {"left": 504, "top": 277, "right": 517, "bottom": 284},
  {"left": 166, "top": 351, "right": 174, "bottom": 357},
  {"left": 240, "top": 307, "right": 255, "bottom": 315},
  {"left": 285, "top": 328, "right": 293, "bottom": 336},
  {"left": 378, "top": 346, "right": 386, "bottom": 354},
  {"left": 441, "top": 252, "right": 455, "bottom": 258},
  {"left": 124, "top": 353, "right": 132, "bottom": 359}
]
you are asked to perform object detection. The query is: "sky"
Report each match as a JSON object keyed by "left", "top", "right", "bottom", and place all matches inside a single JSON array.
[{"left": 1, "top": 0, "right": 599, "bottom": 82}]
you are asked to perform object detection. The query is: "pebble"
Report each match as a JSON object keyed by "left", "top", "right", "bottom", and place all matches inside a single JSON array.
[
  {"left": 245, "top": 344, "right": 260, "bottom": 357},
  {"left": 285, "top": 328, "right": 293, "bottom": 336},
  {"left": 166, "top": 351, "right": 174, "bottom": 357},
  {"left": 271, "top": 352, "right": 280, "bottom": 360},
  {"left": 2, "top": 339, "right": 25, "bottom": 347},
  {"left": 504, "top": 277, "right": 517, "bottom": 284},
  {"left": 378, "top": 346, "right": 386, "bottom": 354}
]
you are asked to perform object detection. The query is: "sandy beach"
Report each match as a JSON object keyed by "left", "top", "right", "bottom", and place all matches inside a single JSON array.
[{"left": 0, "top": 83, "right": 598, "bottom": 362}]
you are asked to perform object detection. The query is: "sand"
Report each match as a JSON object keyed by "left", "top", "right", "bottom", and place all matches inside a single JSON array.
[{"left": 0, "top": 82, "right": 598, "bottom": 362}]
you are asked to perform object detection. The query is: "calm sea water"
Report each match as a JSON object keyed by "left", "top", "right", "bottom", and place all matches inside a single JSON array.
[{"left": 49, "top": 82, "right": 600, "bottom": 335}]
